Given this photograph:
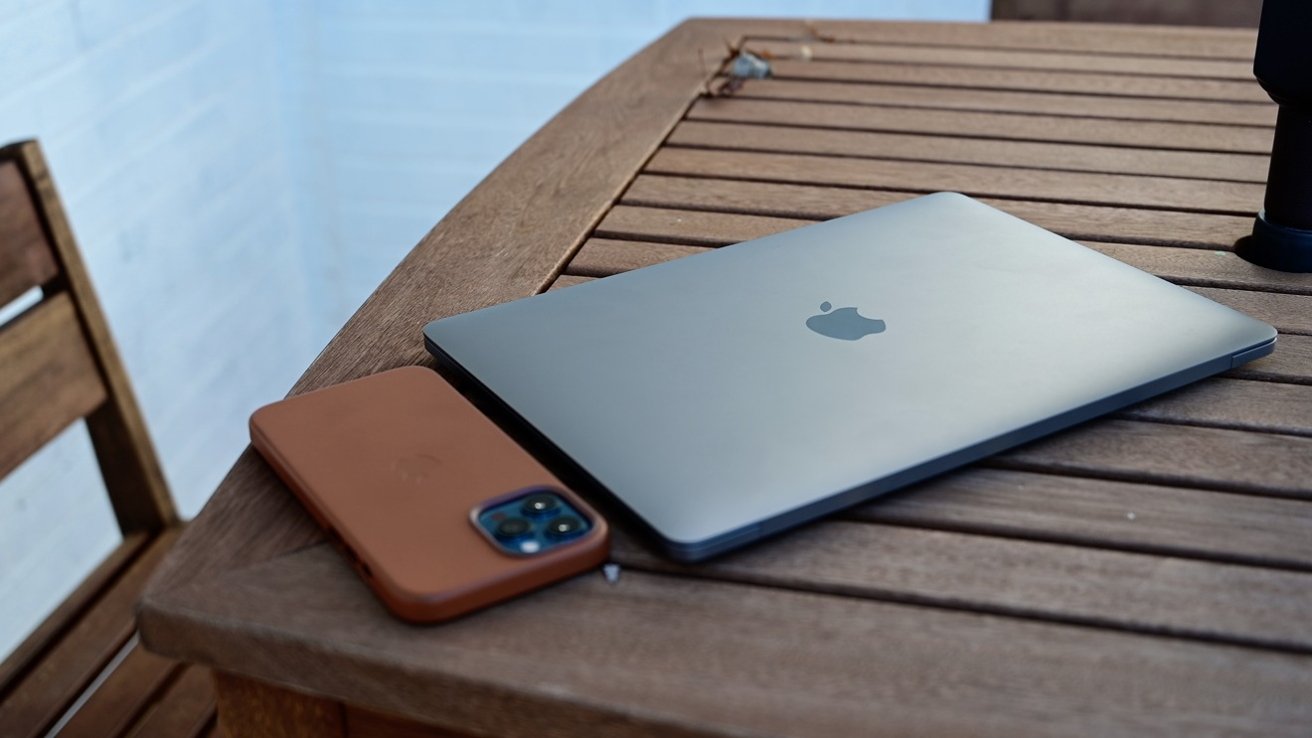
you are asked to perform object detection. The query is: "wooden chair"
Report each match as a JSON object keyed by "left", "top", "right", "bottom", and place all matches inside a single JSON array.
[{"left": 0, "top": 140, "right": 217, "bottom": 737}]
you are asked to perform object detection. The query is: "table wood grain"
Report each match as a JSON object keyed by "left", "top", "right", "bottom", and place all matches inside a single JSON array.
[{"left": 139, "top": 19, "right": 1312, "bottom": 737}]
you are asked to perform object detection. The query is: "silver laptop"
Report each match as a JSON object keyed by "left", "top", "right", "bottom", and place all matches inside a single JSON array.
[{"left": 424, "top": 193, "right": 1276, "bottom": 562}]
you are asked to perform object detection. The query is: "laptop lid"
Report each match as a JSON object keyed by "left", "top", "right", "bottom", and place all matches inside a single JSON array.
[{"left": 424, "top": 193, "right": 1275, "bottom": 561}]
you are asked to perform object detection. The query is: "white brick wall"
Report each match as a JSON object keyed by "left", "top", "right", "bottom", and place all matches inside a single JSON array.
[
  {"left": 0, "top": 0, "right": 986, "bottom": 660},
  {"left": 290, "top": 0, "right": 988, "bottom": 325},
  {"left": 0, "top": 0, "right": 321, "bottom": 658}
]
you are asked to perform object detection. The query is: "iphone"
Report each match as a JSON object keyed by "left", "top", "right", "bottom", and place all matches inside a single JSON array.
[{"left": 249, "top": 366, "right": 609, "bottom": 622}]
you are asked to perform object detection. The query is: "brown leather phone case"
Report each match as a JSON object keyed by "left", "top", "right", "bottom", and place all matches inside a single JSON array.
[{"left": 249, "top": 366, "right": 609, "bottom": 622}]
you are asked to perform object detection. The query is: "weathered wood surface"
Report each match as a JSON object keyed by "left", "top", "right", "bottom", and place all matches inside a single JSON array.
[
  {"left": 619, "top": 175, "right": 1256, "bottom": 247},
  {"left": 139, "top": 19, "right": 1312, "bottom": 737},
  {"left": 0, "top": 292, "right": 106, "bottom": 480},
  {"left": 0, "top": 160, "right": 58, "bottom": 306},
  {"left": 667, "top": 119, "right": 1271, "bottom": 180},
  {"left": 743, "top": 39, "right": 1257, "bottom": 78},
  {"left": 122, "top": 665, "right": 217, "bottom": 738},
  {"left": 213, "top": 671, "right": 344, "bottom": 738},
  {"left": 732, "top": 78, "right": 1276, "bottom": 126},
  {"left": 757, "top": 58, "right": 1269, "bottom": 103},
  {"left": 687, "top": 97, "right": 1274, "bottom": 152}
]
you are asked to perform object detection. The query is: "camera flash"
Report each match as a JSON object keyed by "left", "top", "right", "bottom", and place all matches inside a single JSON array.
[{"left": 519, "top": 540, "right": 541, "bottom": 554}]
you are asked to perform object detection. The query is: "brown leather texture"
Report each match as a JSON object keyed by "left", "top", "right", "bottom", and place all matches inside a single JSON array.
[{"left": 249, "top": 366, "right": 610, "bottom": 622}]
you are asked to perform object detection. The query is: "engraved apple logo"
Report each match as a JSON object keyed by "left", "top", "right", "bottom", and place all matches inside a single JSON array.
[
  {"left": 805, "top": 301, "right": 886, "bottom": 340},
  {"left": 392, "top": 454, "right": 441, "bottom": 483}
]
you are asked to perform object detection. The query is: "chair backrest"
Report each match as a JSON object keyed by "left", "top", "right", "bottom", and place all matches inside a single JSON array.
[{"left": 0, "top": 139, "right": 176, "bottom": 535}]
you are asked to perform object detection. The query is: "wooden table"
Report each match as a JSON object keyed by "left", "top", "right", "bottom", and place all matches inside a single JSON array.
[{"left": 139, "top": 19, "right": 1312, "bottom": 737}]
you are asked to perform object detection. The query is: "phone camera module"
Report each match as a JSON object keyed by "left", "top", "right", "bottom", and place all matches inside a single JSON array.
[{"left": 476, "top": 488, "right": 592, "bottom": 556}]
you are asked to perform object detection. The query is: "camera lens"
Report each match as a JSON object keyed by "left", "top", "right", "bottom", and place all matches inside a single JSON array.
[
  {"left": 521, "top": 493, "right": 560, "bottom": 517},
  {"left": 493, "top": 517, "right": 532, "bottom": 540},
  {"left": 543, "top": 515, "right": 585, "bottom": 540}
]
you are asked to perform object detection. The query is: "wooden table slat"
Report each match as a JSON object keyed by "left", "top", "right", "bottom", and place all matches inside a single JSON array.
[
  {"left": 146, "top": 546, "right": 1312, "bottom": 738},
  {"left": 763, "top": 58, "right": 1268, "bottom": 103},
  {"left": 742, "top": 39, "right": 1257, "bottom": 79},
  {"left": 1187, "top": 286, "right": 1312, "bottom": 336},
  {"left": 610, "top": 518, "right": 1312, "bottom": 652},
  {"left": 733, "top": 78, "right": 1276, "bottom": 127},
  {"left": 1230, "top": 336, "right": 1312, "bottom": 385},
  {"left": 1080, "top": 242, "right": 1312, "bottom": 296},
  {"left": 619, "top": 176, "right": 1255, "bottom": 248},
  {"left": 999, "top": 418, "right": 1312, "bottom": 499},
  {"left": 668, "top": 119, "right": 1270, "bottom": 181},
  {"left": 1121, "top": 378, "right": 1312, "bottom": 437},
  {"left": 646, "top": 146, "right": 1265, "bottom": 212},
  {"left": 689, "top": 97, "right": 1273, "bottom": 153},
  {"left": 847, "top": 467, "right": 1312, "bottom": 571}
]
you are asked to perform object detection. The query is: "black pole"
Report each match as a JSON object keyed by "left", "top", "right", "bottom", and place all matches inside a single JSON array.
[{"left": 1236, "top": 0, "right": 1312, "bottom": 272}]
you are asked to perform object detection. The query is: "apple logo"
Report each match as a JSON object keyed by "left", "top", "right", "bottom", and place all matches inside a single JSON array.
[
  {"left": 806, "top": 301, "right": 886, "bottom": 340},
  {"left": 392, "top": 453, "right": 441, "bottom": 483}
]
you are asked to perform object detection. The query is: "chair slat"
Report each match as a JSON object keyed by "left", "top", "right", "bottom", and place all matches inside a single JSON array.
[
  {"left": 0, "top": 533, "right": 149, "bottom": 694},
  {"left": 0, "top": 292, "right": 107, "bottom": 480},
  {"left": 0, "top": 531, "right": 179, "bottom": 737},
  {"left": 0, "top": 160, "right": 58, "bottom": 307},
  {"left": 122, "top": 665, "right": 216, "bottom": 738},
  {"left": 52, "top": 641, "right": 177, "bottom": 738}
]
